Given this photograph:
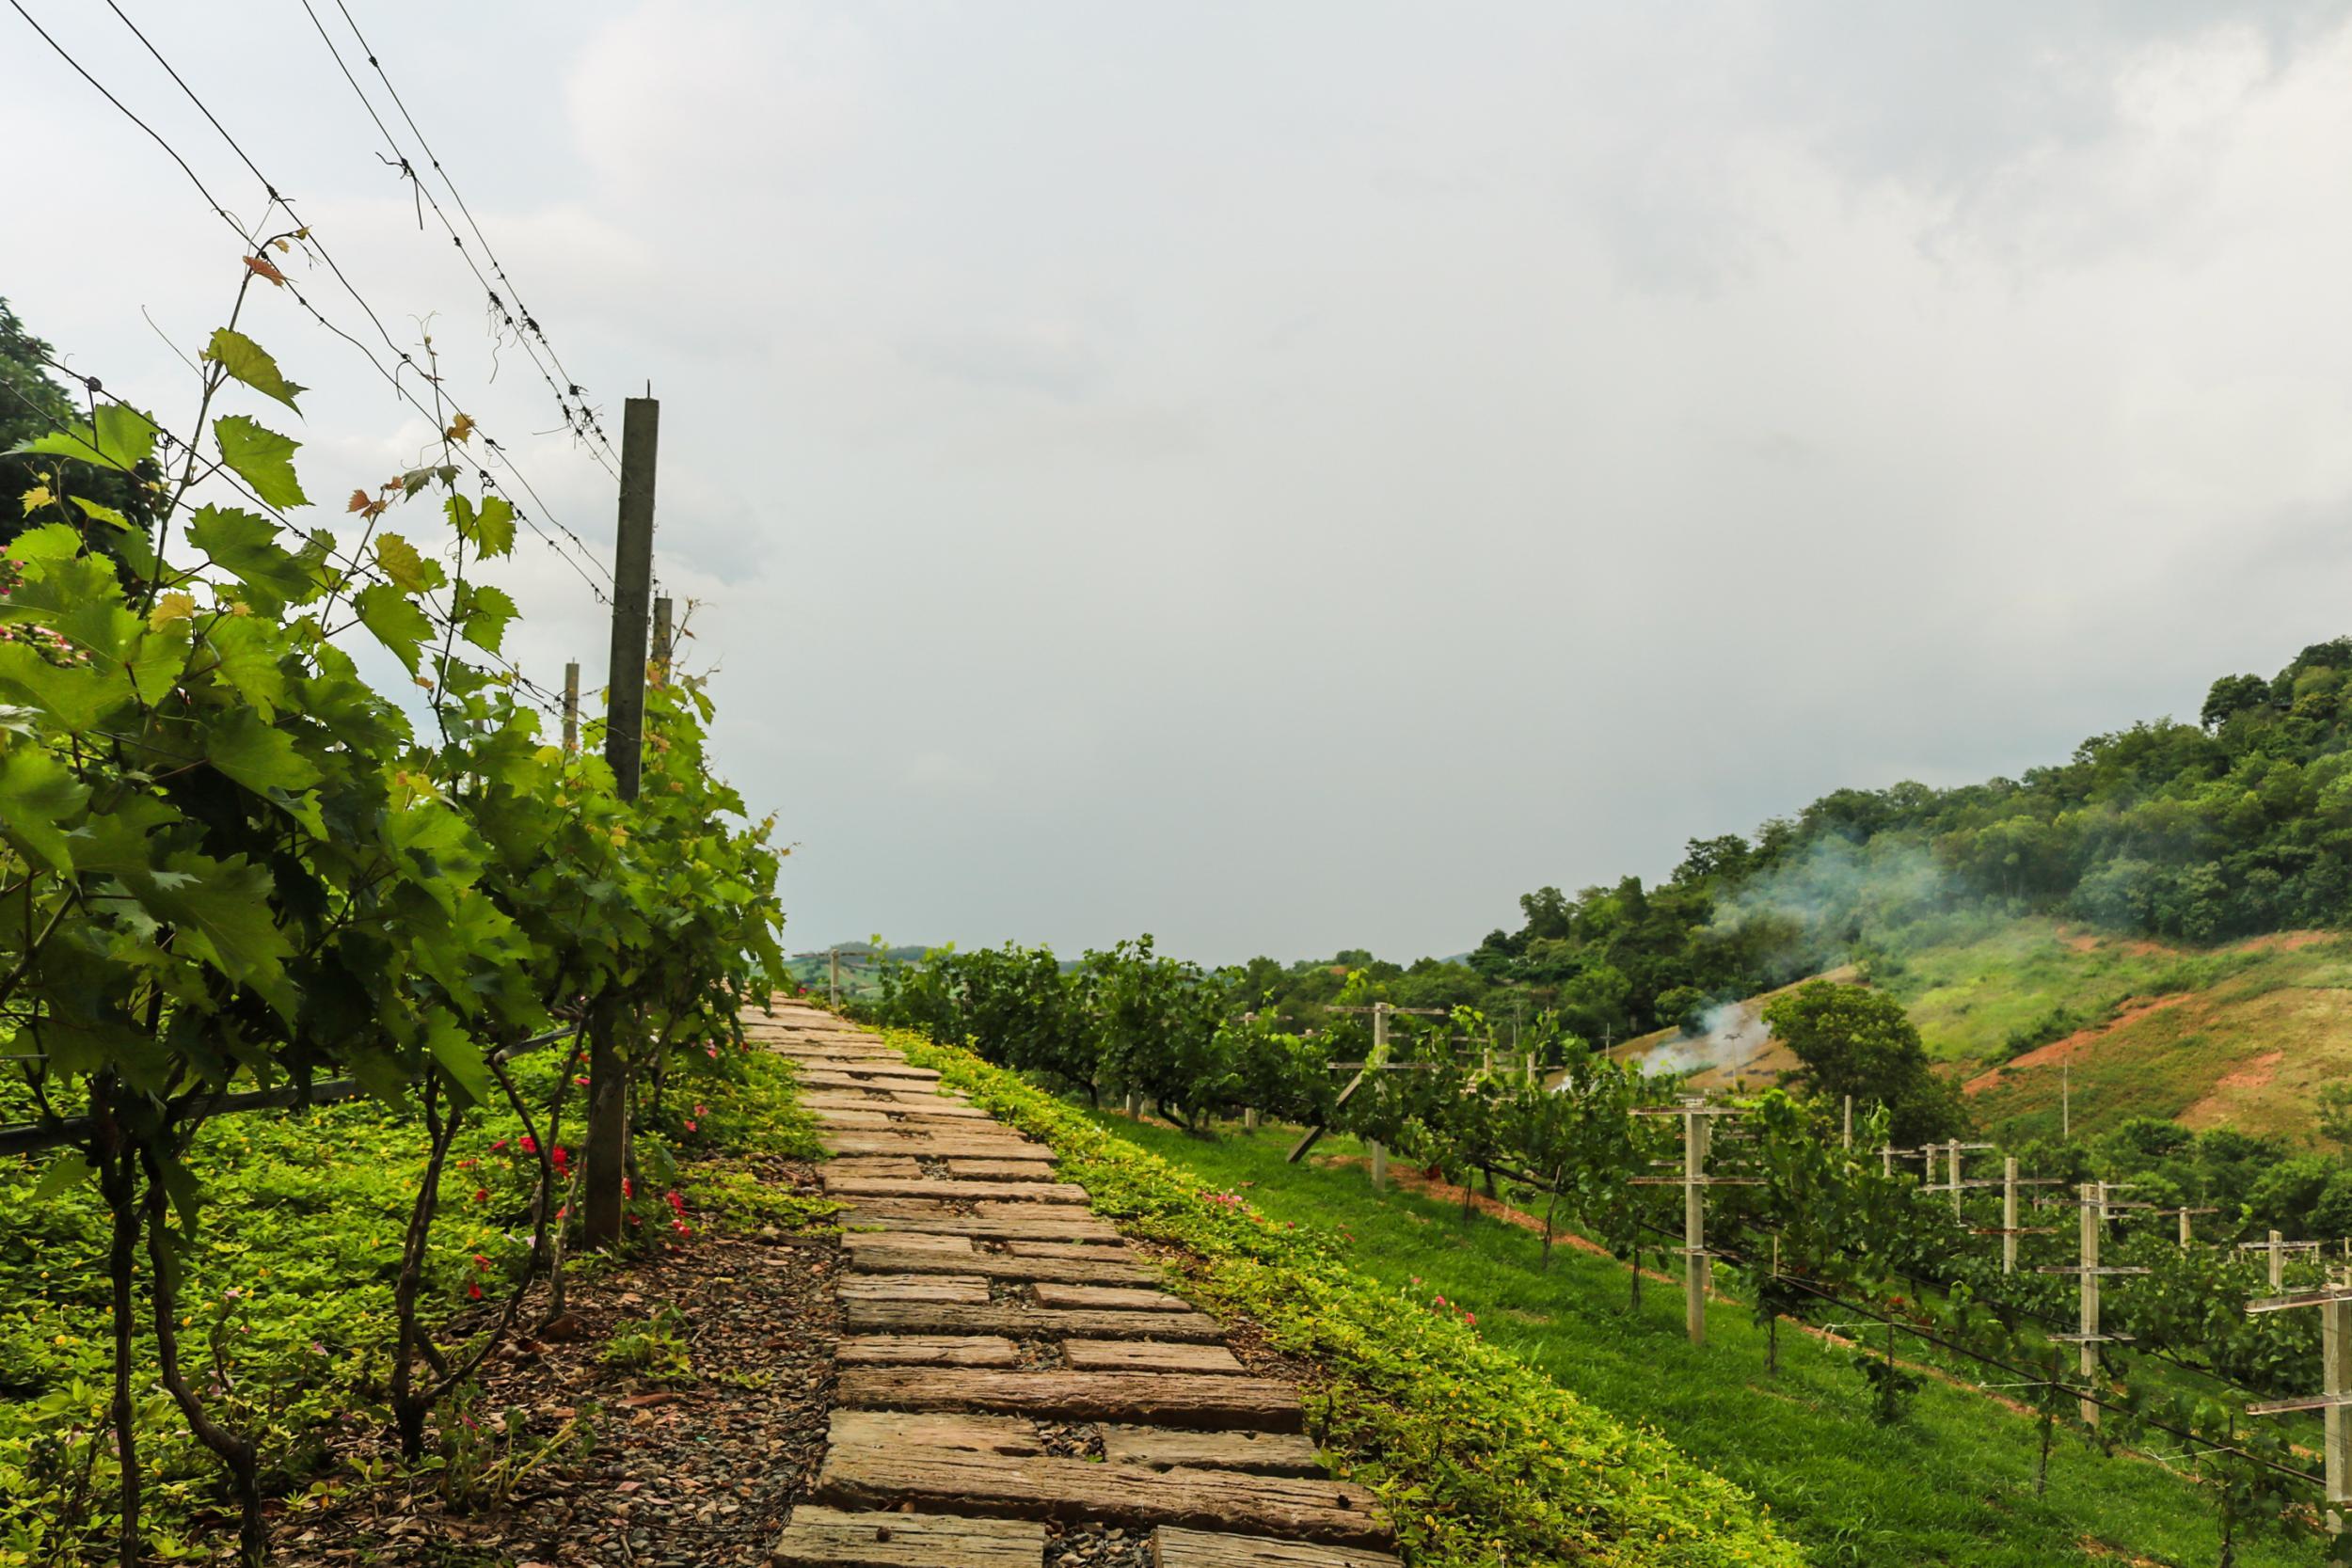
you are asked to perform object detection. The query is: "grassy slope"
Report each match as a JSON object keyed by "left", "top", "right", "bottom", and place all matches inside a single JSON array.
[
  {"left": 1614, "top": 915, "right": 2352, "bottom": 1144},
  {"left": 1089, "top": 1116, "right": 2319, "bottom": 1568}
]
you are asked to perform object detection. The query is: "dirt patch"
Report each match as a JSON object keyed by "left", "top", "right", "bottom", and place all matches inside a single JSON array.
[
  {"left": 1963, "top": 994, "right": 2198, "bottom": 1094},
  {"left": 2236, "top": 929, "right": 2335, "bottom": 954},
  {"left": 269, "top": 1158, "right": 839, "bottom": 1568},
  {"left": 2212, "top": 1050, "right": 2287, "bottom": 1093}
]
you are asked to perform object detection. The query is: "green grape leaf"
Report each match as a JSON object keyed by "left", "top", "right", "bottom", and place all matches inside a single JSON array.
[
  {"left": 456, "top": 582, "right": 517, "bottom": 655},
  {"left": 353, "top": 582, "right": 431, "bottom": 673},
  {"left": 31, "top": 1151, "right": 95, "bottom": 1201},
  {"left": 134, "top": 850, "right": 293, "bottom": 997},
  {"left": 8, "top": 522, "right": 86, "bottom": 562},
  {"left": 450, "top": 494, "right": 516, "bottom": 559},
  {"left": 0, "top": 744, "right": 89, "bottom": 872},
  {"left": 187, "top": 506, "right": 312, "bottom": 612},
  {"left": 66, "top": 795, "right": 178, "bottom": 877},
  {"left": 203, "top": 705, "right": 322, "bottom": 797},
  {"left": 373, "top": 532, "right": 443, "bottom": 594},
  {"left": 201, "top": 328, "right": 306, "bottom": 412},
  {"left": 0, "top": 643, "right": 117, "bottom": 734},
  {"left": 9, "top": 402, "right": 160, "bottom": 473},
  {"left": 200, "top": 615, "right": 287, "bottom": 720},
  {"left": 212, "top": 416, "right": 310, "bottom": 510},
  {"left": 424, "top": 1011, "right": 492, "bottom": 1108}
]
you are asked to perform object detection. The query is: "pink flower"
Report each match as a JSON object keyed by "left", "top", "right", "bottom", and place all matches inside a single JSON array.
[
  {"left": 1464, "top": 1312, "right": 1477, "bottom": 1326},
  {"left": 684, "top": 1119, "right": 698, "bottom": 1132}
]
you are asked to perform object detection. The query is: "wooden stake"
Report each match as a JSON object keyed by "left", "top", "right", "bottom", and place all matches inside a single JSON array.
[
  {"left": 584, "top": 394, "right": 659, "bottom": 1247},
  {"left": 829, "top": 947, "right": 841, "bottom": 1008},
  {"left": 2078, "top": 1183, "right": 2101, "bottom": 1425},
  {"left": 2003, "top": 1157, "right": 2018, "bottom": 1275},
  {"left": 562, "top": 660, "right": 580, "bottom": 752}
]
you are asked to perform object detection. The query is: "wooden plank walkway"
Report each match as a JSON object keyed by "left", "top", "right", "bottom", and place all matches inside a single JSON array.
[{"left": 747, "top": 1002, "right": 1402, "bottom": 1568}]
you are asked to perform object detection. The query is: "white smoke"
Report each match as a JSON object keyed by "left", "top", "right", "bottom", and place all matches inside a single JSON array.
[{"left": 1637, "top": 1000, "right": 1770, "bottom": 1078}]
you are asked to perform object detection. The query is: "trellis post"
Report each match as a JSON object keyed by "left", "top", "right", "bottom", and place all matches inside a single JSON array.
[
  {"left": 2041, "top": 1180, "right": 2148, "bottom": 1425},
  {"left": 1632, "top": 1098, "right": 1756, "bottom": 1345},
  {"left": 2245, "top": 1268, "right": 2352, "bottom": 1532}
]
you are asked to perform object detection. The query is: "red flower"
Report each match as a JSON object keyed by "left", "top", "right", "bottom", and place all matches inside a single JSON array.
[
  {"left": 550, "top": 1145, "right": 570, "bottom": 1171},
  {"left": 684, "top": 1119, "right": 698, "bottom": 1132},
  {"left": 575, "top": 1075, "right": 590, "bottom": 1087},
  {"left": 488, "top": 1139, "right": 509, "bottom": 1153},
  {"left": 468, "top": 1281, "right": 483, "bottom": 1301},
  {"left": 693, "top": 1103, "right": 707, "bottom": 1117},
  {"left": 472, "top": 1188, "right": 488, "bottom": 1203},
  {"left": 472, "top": 1254, "right": 491, "bottom": 1272},
  {"left": 518, "top": 1134, "right": 538, "bottom": 1155}
]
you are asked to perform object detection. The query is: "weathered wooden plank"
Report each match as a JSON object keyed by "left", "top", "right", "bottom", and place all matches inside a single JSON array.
[
  {"left": 824, "top": 1156, "right": 925, "bottom": 1180},
  {"left": 815, "top": 1447, "right": 1386, "bottom": 1546},
  {"left": 836, "top": 1335, "right": 1022, "bottom": 1369},
  {"left": 1103, "top": 1427, "right": 1323, "bottom": 1477},
  {"left": 835, "top": 1368, "right": 1299, "bottom": 1430},
  {"left": 811, "top": 1109, "right": 894, "bottom": 1129},
  {"left": 840, "top": 1302, "right": 1226, "bottom": 1342},
  {"left": 819, "top": 1177, "right": 1089, "bottom": 1205},
  {"left": 1005, "top": 1241, "right": 1137, "bottom": 1261},
  {"left": 841, "top": 1230, "right": 974, "bottom": 1256},
  {"left": 846, "top": 1246, "right": 1155, "bottom": 1288},
  {"left": 1032, "top": 1284, "right": 1188, "bottom": 1313},
  {"left": 944, "top": 1159, "right": 1062, "bottom": 1180},
  {"left": 771, "top": 1505, "right": 1045, "bottom": 1568},
  {"left": 836, "top": 1274, "right": 990, "bottom": 1305},
  {"left": 1064, "top": 1339, "right": 1245, "bottom": 1374},
  {"left": 823, "top": 1134, "right": 1054, "bottom": 1161},
  {"left": 1152, "top": 1527, "right": 1402, "bottom": 1568},
  {"left": 829, "top": 1408, "right": 1042, "bottom": 1456},
  {"left": 850, "top": 1213, "right": 1121, "bottom": 1243},
  {"left": 847, "top": 1212, "right": 1110, "bottom": 1231}
]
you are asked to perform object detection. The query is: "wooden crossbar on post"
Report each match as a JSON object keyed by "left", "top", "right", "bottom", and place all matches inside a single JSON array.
[
  {"left": 2245, "top": 1272, "right": 2352, "bottom": 1532},
  {"left": 2039, "top": 1181, "right": 2149, "bottom": 1425},
  {"left": 1631, "top": 1097, "right": 1757, "bottom": 1345},
  {"left": 1286, "top": 1002, "right": 1446, "bottom": 1164},
  {"left": 2239, "top": 1229, "right": 2324, "bottom": 1290}
]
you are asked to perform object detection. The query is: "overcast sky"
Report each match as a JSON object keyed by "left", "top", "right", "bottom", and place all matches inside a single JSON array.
[{"left": 8, "top": 2, "right": 2352, "bottom": 963}]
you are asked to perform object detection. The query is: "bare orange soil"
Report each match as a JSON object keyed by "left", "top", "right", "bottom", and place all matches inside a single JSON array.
[{"left": 1963, "top": 994, "right": 2198, "bottom": 1096}]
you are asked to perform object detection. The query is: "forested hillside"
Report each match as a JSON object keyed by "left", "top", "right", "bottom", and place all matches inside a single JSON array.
[{"left": 1236, "top": 639, "right": 2352, "bottom": 1047}]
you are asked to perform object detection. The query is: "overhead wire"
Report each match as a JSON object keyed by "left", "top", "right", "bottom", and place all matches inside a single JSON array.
[
  {"left": 15, "top": 0, "right": 618, "bottom": 600},
  {"left": 329, "top": 0, "right": 616, "bottom": 462},
  {"left": 291, "top": 0, "right": 621, "bottom": 481}
]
